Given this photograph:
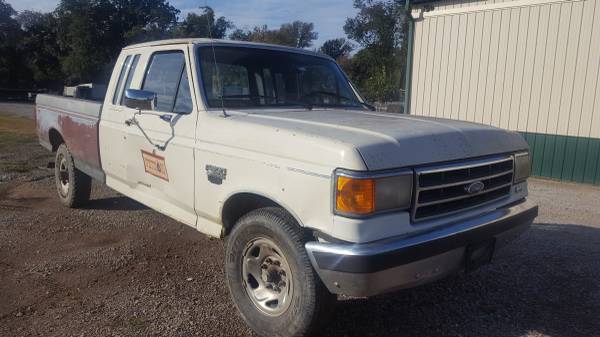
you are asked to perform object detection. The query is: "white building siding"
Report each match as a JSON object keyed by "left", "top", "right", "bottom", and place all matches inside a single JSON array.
[{"left": 410, "top": 0, "right": 600, "bottom": 184}]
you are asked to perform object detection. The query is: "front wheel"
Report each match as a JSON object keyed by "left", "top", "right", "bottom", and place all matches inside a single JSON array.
[
  {"left": 55, "top": 143, "right": 91, "bottom": 208},
  {"left": 225, "top": 207, "right": 335, "bottom": 337}
]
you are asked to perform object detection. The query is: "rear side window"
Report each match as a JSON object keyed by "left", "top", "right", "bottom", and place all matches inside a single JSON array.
[
  {"left": 120, "top": 54, "right": 140, "bottom": 105},
  {"left": 112, "top": 55, "right": 131, "bottom": 105},
  {"left": 142, "top": 51, "right": 192, "bottom": 113}
]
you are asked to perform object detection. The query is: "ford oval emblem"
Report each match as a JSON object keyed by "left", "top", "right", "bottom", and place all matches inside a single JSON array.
[{"left": 465, "top": 181, "right": 485, "bottom": 194}]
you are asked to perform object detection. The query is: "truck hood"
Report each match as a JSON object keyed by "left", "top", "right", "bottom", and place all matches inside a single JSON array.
[{"left": 232, "top": 108, "right": 528, "bottom": 170}]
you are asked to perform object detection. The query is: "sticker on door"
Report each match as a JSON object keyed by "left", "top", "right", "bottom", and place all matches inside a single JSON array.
[{"left": 141, "top": 150, "right": 169, "bottom": 181}]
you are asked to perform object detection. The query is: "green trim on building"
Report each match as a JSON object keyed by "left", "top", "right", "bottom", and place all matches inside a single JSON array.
[{"left": 521, "top": 132, "right": 600, "bottom": 185}]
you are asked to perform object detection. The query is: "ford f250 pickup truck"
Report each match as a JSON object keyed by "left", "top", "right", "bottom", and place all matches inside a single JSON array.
[{"left": 36, "top": 38, "right": 538, "bottom": 337}]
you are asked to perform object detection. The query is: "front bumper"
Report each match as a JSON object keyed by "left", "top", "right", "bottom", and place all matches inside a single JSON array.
[{"left": 305, "top": 199, "right": 538, "bottom": 297}]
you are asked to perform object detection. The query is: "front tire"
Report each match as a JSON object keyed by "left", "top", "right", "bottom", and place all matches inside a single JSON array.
[
  {"left": 55, "top": 143, "right": 91, "bottom": 208},
  {"left": 225, "top": 207, "right": 334, "bottom": 337}
]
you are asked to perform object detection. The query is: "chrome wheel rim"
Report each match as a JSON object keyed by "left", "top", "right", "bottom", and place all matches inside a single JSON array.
[
  {"left": 58, "top": 155, "right": 69, "bottom": 197},
  {"left": 241, "top": 237, "right": 293, "bottom": 316}
]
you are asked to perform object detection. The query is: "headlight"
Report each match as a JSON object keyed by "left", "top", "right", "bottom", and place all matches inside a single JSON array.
[
  {"left": 334, "top": 169, "right": 413, "bottom": 217},
  {"left": 514, "top": 152, "right": 531, "bottom": 183}
]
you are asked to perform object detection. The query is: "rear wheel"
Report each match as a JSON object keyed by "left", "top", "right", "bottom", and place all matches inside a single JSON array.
[
  {"left": 55, "top": 143, "right": 91, "bottom": 208},
  {"left": 225, "top": 207, "right": 335, "bottom": 337}
]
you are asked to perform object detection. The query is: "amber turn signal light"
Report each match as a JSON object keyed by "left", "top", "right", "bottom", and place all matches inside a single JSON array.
[{"left": 336, "top": 176, "right": 375, "bottom": 215}]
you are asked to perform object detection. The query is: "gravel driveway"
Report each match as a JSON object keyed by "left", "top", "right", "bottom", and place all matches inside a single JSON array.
[{"left": 1, "top": 106, "right": 599, "bottom": 337}]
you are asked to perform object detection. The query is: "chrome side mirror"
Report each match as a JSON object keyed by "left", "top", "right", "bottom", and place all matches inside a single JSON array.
[{"left": 123, "top": 89, "right": 157, "bottom": 111}]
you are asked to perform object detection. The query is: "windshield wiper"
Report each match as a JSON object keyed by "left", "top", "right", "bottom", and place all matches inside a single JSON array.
[
  {"left": 359, "top": 101, "right": 376, "bottom": 111},
  {"left": 220, "top": 94, "right": 273, "bottom": 99},
  {"left": 301, "top": 91, "right": 372, "bottom": 110},
  {"left": 282, "top": 100, "right": 314, "bottom": 110},
  {"left": 217, "top": 94, "right": 376, "bottom": 112},
  {"left": 220, "top": 95, "right": 314, "bottom": 110},
  {"left": 302, "top": 91, "right": 352, "bottom": 101}
]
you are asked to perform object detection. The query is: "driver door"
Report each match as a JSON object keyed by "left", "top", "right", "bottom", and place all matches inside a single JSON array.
[{"left": 120, "top": 47, "right": 198, "bottom": 227}]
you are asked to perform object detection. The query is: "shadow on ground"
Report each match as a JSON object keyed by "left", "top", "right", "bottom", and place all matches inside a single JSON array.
[
  {"left": 83, "top": 196, "right": 147, "bottom": 211},
  {"left": 318, "top": 223, "right": 600, "bottom": 337}
]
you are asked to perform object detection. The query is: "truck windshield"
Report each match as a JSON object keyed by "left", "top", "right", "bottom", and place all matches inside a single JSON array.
[{"left": 197, "top": 46, "right": 362, "bottom": 109}]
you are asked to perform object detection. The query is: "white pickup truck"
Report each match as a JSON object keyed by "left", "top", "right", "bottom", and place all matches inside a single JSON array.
[{"left": 35, "top": 38, "right": 538, "bottom": 337}]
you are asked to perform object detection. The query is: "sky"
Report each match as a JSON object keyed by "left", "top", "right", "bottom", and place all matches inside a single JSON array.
[{"left": 7, "top": 0, "right": 358, "bottom": 47}]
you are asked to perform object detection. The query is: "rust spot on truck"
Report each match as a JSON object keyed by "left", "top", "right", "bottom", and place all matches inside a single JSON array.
[
  {"left": 36, "top": 105, "right": 101, "bottom": 171},
  {"left": 60, "top": 115, "right": 100, "bottom": 167}
]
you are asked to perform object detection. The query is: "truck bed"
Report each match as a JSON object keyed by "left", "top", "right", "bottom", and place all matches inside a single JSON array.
[{"left": 35, "top": 94, "right": 104, "bottom": 182}]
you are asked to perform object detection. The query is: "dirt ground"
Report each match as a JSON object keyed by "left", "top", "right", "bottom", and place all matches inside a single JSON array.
[{"left": 1, "top": 103, "right": 599, "bottom": 337}]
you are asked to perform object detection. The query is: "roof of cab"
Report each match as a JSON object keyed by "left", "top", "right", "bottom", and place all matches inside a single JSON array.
[
  {"left": 123, "top": 38, "right": 214, "bottom": 49},
  {"left": 123, "top": 38, "right": 331, "bottom": 59}
]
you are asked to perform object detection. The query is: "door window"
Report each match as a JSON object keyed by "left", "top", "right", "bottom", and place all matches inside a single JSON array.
[
  {"left": 142, "top": 51, "right": 193, "bottom": 113},
  {"left": 174, "top": 70, "right": 193, "bottom": 113},
  {"left": 120, "top": 54, "right": 140, "bottom": 105},
  {"left": 112, "top": 55, "right": 131, "bottom": 105}
]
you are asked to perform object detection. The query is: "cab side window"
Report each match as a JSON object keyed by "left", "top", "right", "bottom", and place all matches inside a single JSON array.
[{"left": 142, "top": 51, "right": 193, "bottom": 113}]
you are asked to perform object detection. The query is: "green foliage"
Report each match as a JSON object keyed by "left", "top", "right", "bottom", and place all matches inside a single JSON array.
[
  {"left": 342, "top": 0, "right": 409, "bottom": 103},
  {"left": 345, "top": 0, "right": 406, "bottom": 52},
  {"left": 229, "top": 28, "right": 252, "bottom": 42},
  {"left": 1, "top": 0, "right": 407, "bottom": 104},
  {"left": 16, "top": 11, "right": 63, "bottom": 87},
  {"left": 55, "top": 0, "right": 180, "bottom": 83},
  {"left": 348, "top": 49, "right": 402, "bottom": 102},
  {"left": 1, "top": 1, "right": 236, "bottom": 87},
  {"left": 0, "top": 0, "right": 30, "bottom": 88},
  {"left": 172, "top": 7, "right": 232, "bottom": 39},
  {"left": 319, "top": 38, "right": 354, "bottom": 60},
  {"left": 229, "top": 21, "right": 318, "bottom": 48}
]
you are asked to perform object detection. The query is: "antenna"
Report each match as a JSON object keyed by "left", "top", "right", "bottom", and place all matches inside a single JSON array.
[{"left": 202, "top": 3, "right": 228, "bottom": 117}]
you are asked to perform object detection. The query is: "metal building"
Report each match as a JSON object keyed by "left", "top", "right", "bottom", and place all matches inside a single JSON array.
[{"left": 408, "top": 0, "right": 600, "bottom": 184}]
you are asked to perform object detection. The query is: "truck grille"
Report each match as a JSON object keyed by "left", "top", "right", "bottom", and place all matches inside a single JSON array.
[{"left": 412, "top": 156, "right": 514, "bottom": 222}]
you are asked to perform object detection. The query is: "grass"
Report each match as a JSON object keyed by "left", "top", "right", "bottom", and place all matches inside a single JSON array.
[
  {"left": 0, "top": 112, "right": 38, "bottom": 173},
  {"left": 0, "top": 114, "right": 36, "bottom": 134},
  {"left": 0, "top": 131, "right": 35, "bottom": 145},
  {"left": 0, "top": 162, "right": 35, "bottom": 173},
  {"left": 0, "top": 114, "right": 36, "bottom": 146}
]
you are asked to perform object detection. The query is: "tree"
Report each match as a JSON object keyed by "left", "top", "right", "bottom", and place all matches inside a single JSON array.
[
  {"left": 319, "top": 38, "right": 353, "bottom": 60},
  {"left": 0, "top": 0, "right": 19, "bottom": 38},
  {"left": 229, "top": 28, "right": 252, "bottom": 41},
  {"left": 172, "top": 7, "right": 232, "bottom": 39},
  {"left": 54, "top": 0, "right": 180, "bottom": 83},
  {"left": 17, "top": 10, "right": 64, "bottom": 88},
  {"left": 112, "top": 0, "right": 180, "bottom": 43},
  {"left": 343, "top": 0, "right": 408, "bottom": 104},
  {"left": 55, "top": 0, "right": 113, "bottom": 83},
  {"left": 344, "top": 0, "right": 406, "bottom": 52},
  {"left": 0, "top": 0, "right": 29, "bottom": 88},
  {"left": 346, "top": 49, "right": 399, "bottom": 102},
  {"left": 278, "top": 21, "right": 318, "bottom": 48},
  {"left": 229, "top": 21, "right": 318, "bottom": 48}
]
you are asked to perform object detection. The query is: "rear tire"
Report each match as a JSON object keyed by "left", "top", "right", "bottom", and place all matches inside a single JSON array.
[
  {"left": 225, "top": 207, "right": 335, "bottom": 337},
  {"left": 55, "top": 143, "right": 91, "bottom": 208}
]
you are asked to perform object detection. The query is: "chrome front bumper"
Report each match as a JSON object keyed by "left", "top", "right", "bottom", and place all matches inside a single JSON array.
[{"left": 305, "top": 199, "right": 538, "bottom": 297}]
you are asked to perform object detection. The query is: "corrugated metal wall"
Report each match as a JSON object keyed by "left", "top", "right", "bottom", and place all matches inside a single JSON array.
[{"left": 410, "top": 0, "right": 600, "bottom": 184}]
